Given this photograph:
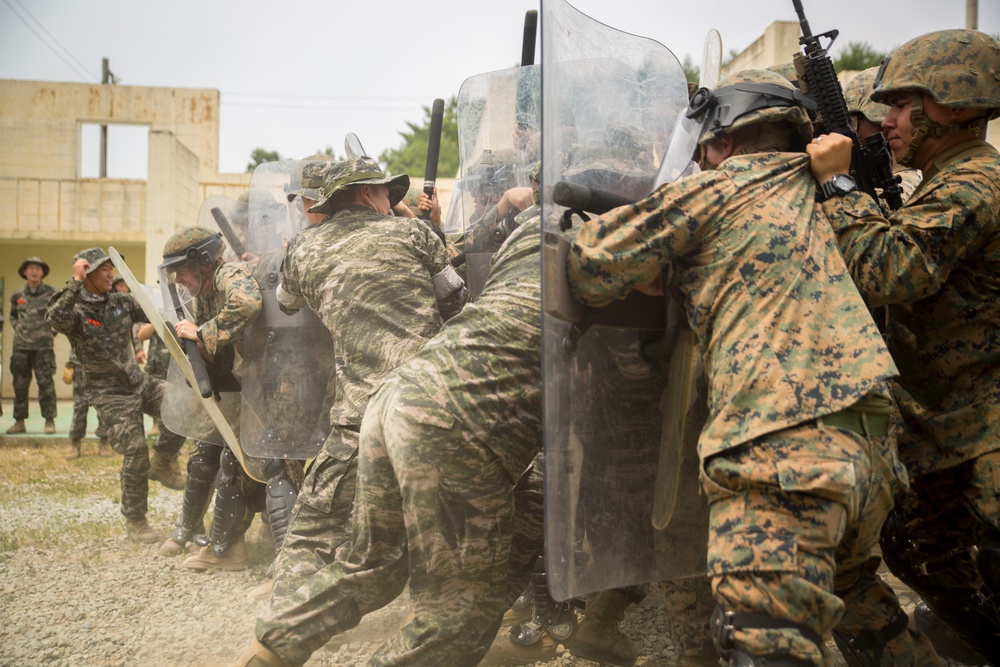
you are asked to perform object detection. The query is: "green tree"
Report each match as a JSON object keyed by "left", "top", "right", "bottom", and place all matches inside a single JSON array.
[
  {"left": 682, "top": 54, "right": 699, "bottom": 84},
  {"left": 833, "top": 41, "right": 887, "bottom": 73},
  {"left": 246, "top": 147, "right": 281, "bottom": 173},
  {"left": 378, "top": 96, "right": 460, "bottom": 179}
]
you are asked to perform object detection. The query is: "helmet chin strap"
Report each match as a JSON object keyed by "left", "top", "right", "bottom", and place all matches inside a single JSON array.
[{"left": 899, "top": 94, "right": 991, "bottom": 167}]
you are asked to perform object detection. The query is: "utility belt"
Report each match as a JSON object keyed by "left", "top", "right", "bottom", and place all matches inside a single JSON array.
[{"left": 815, "top": 391, "right": 893, "bottom": 439}]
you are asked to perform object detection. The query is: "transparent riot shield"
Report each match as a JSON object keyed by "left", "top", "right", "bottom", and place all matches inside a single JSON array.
[
  {"left": 239, "top": 158, "right": 335, "bottom": 459},
  {"left": 453, "top": 63, "right": 540, "bottom": 298},
  {"left": 540, "top": 0, "right": 697, "bottom": 601},
  {"left": 109, "top": 247, "right": 264, "bottom": 482}
]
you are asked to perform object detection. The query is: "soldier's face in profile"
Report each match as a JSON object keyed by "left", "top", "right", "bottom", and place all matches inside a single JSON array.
[
  {"left": 173, "top": 264, "right": 204, "bottom": 297},
  {"left": 882, "top": 93, "right": 915, "bottom": 160}
]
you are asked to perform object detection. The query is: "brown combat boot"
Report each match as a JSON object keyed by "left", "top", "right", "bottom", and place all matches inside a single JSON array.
[
  {"left": 227, "top": 640, "right": 291, "bottom": 667},
  {"left": 65, "top": 439, "right": 83, "bottom": 460},
  {"left": 44, "top": 419, "right": 56, "bottom": 434},
  {"left": 147, "top": 452, "right": 185, "bottom": 490},
  {"left": 6, "top": 420, "right": 26, "bottom": 434},
  {"left": 126, "top": 518, "right": 160, "bottom": 544},
  {"left": 98, "top": 437, "right": 113, "bottom": 456},
  {"left": 183, "top": 537, "right": 248, "bottom": 571},
  {"left": 246, "top": 579, "right": 274, "bottom": 601},
  {"left": 570, "top": 589, "right": 637, "bottom": 667}
]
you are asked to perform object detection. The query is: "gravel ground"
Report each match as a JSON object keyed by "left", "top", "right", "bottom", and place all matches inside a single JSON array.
[{"left": 0, "top": 441, "right": 986, "bottom": 667}]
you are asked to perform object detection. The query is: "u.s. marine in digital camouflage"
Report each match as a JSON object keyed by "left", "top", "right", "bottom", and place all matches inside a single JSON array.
[
  {"left": 231, "top": 155, "right": 467, "bottom": 667},
  {"left": 157, "top": 226, "right": 281, "bottom": 572},
  {"left": 808, "top": 29, "right": 1000, "bottom": 664},
  {"left": 568, "top": 69, "right": 936, "bottom": 666}
]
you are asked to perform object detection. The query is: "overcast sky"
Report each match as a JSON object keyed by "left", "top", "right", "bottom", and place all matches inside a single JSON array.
[{"left": 2, "top": 0, "right": 997, "bottom": 176}]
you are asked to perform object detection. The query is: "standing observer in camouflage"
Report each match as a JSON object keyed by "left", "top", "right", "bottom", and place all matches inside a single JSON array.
[
  {"left": 64, "top": 347, "right": 110, "bottom": 459},
  {"left": 230, "top": 155, "right": 467, "bottom": 667},
  {"left": 808, "top": 29, "right": 1000, "bottom": 665},
  {"left": 567, "top": 69, "right": 937, "bottom": 666},
  {"left": 46, "top": 247, "right": 186, "bottom": 544},
  {"left": 6, "top": 256, "right": 57, "bottom": 435}
]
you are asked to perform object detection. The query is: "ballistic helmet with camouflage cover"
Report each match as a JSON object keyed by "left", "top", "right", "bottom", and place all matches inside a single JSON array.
[
  {"left": 695, "top": 68, "right": 815, "bottom": 147},
  {"left": 466, "top": 149, "right": 519, "bottom": 199},
  {"left": 565, "top": 124, "right": 657, "bottom": 199},
  {"left": 844, "top": 66, "right": 888, "bottom": 125},
  {"left": 872, "top": 29, "right": 1000, "bottom": 116},
  {"left": 18, "top": 256, "right": 50, "bottom": 279},
  {"left": 307, "top": 156, "right": 409, "bottom": 214},
  {"left": 73, "top": 247, "right": 112, "bottom": 276},
  {"left": 162, "top": 226, "right": 225, "bottom": 266},
  {"left": 872, "top": 29, "right": 1000, "bottom": 164},
  {"left": 286, "top": 154, "right": 332, "bottom": 202}
]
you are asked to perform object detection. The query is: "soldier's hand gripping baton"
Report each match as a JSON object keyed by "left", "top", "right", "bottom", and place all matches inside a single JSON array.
[
  {"left": 210, "top": 207, "right": 248, "bottom": 260},
  {"left": 791, "top": 0, "right": 903, "bottom": 211},
  {"left": 421, "top": 98, "right": 446, "bottom": 244},
  {"left": 167, "top": 283, "right": 213, "bottom": 399}
]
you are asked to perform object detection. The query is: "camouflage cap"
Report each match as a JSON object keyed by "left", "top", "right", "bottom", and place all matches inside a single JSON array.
[
  {"left": 844, "top": 66, "right": 888, "bottom": 125},
  {"left": 872, "top": 29, "right": 1000, "bottom": 117},
  {"left": 72, "top": 247, "right": 112, "bottom": 276},
  {"left": 18, "top": 256, "right": 50, "bottom": 279},
  {"left": 286, "top": 154, "right": 333, "bottom": 202},
  {"left": 307, "top": 156, "right": 410, "bottom": 214}
]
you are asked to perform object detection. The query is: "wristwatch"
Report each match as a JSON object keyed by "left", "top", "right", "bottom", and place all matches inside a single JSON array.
[{"left": 818, "top": 174, "right": 857, "bottom": 202}]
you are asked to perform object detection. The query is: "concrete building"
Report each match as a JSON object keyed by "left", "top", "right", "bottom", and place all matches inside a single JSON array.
[{"left": 0, "top": 78, "right": 249, "bottom": 400}]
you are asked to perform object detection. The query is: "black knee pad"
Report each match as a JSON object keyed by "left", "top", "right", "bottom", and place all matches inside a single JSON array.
[
  {"left": 207, "top": 447, "right": 246, "bottom": 553},
  {"left": 264, "top": 460, "right": 298, "bottom": 550}
]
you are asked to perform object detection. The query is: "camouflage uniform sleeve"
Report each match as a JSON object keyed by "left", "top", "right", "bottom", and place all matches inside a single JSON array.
[
  {"left": 46, "top": 279, "right": 84, "bottom": 337},
  {"left": 568, "top": 175, "right": 718, "bottom": 307},
  {"left": 412, "top": 219, "right": 467, "bottom": 321},
  {"left": 821, "top": 168, "right": 996, "bottom": 308},
  {"left": 8, "top": 290, "right": 19, "bottom": 327},
  {"left": 198, "top": 266, "right": 262, "bottom": 356},
  {"left": 276, "top": 238, "right": 307, "bottom": 314},
  {"left": 122, "top": 293, "right": 149, "bottom": 325}
]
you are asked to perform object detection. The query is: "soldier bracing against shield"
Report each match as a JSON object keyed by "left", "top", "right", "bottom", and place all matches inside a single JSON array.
[
  {"left": 807, "top": 29, "right": 1000, "bottom": 665},
  {"left": 229, "top": 154, "right": 467, "bottom": 667},
  {"left": 156, "top": 226, "right": 301, "bottom": 573},
  {"left": 6, "top": 256, "right": 57, "bottom": 435},
  {"left": 567, "top": 69, "right": 938, "bottom": 667},
  {"left": 234, "top": 185, "right": 531, "bottom": 667},
  {"left": 46, "top": 247, "right": 187, "bottom": 544}
]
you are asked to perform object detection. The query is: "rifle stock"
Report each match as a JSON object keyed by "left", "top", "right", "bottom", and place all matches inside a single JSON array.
[{"left": 791, "top": 0, "right": 903, "bottom": 210}]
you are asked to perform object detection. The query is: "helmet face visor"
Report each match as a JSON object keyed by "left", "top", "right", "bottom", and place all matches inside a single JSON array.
[{"left": 158, "top": 257, "right": 204, "bottom": 307}]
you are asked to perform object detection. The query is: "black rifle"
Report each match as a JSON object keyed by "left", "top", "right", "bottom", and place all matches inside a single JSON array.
[
  {"left": 421, "top": 98, "right": 446, "bottom": 244},
  {"left": 791, "top": 0, "right": 903, "bottom": 211},
  {"left": 210, "top": 207, "right": 248, "bottom": 259},
  {"left": 167, "top": 283, "right": 213, "bottom": 399}
]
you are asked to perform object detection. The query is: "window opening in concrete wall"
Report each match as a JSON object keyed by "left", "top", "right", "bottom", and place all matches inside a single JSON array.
[{"left": 80, "top": 123, "right": 149, "bottom": 179}]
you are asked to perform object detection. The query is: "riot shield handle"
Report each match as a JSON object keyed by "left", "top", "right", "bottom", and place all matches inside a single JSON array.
[
  {"left": 167, "top": 283, "right": 213, "bottom": 399},
  {"left": 210, "top": 207, "right": 247, "bottom": 260}
]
